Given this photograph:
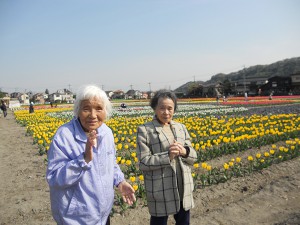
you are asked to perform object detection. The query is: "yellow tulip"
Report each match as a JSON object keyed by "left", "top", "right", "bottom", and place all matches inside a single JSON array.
[
  {"left": 133, "top": 184, "right": 138, "bottom": 191},
  {"left": 139, "top": 175, "right": 144, "bottom": 181},
  {"left": 129, "top": 176, "right": 136, "bottom": 182},
  {"left": 117, "top": 143, "right": 123, "bottom": 150},
  {"left": 223, "top": 163, "right": 229, "bottom": 170}
]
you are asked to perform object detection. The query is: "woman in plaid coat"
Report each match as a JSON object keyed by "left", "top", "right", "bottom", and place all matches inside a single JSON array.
[{"left": 136, "top": 89, "right": 197, "bottom": 225}]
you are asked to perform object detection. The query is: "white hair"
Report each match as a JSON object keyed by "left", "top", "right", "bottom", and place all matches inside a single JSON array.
[{"left": 73, "top": 84, "right": 112, "bottom": 119}]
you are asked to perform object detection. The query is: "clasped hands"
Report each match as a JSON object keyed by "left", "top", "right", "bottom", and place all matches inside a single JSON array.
[{"left": 169, "top": 140, "right": 186, "bottom": 161}]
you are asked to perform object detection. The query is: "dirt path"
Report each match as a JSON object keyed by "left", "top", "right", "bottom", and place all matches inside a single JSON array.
[
  {"left": 0, "top": 110, "right": 300, "bottom": 225},
  {"left": 0, "top": 110, "right": 55, "bottom": 225}
]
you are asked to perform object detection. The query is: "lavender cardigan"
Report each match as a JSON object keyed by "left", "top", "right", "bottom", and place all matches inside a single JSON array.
[{"left": 47, "top": 118, "right": 124, "bottom": 225}]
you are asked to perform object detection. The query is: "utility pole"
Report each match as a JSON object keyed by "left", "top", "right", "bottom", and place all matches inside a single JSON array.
[
  {"left": 68, "top": 84, "right": 71, "bottom": 91},
  {"left": 130, "top": 84, "right": 133, "bottom": 90},
  {"left": 243, "top": 66, "right": 246, "bottom": 94},
  {"left": 148, "top": 82, "right": 151, "bottom": 92}
]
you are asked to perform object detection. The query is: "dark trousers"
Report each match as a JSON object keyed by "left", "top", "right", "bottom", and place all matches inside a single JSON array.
[
  {"left": 106, "top": 216, "right": 110, "bottom": 225},
  {"left": 150, "top": 205, "right": 190, "bottom": 225}
]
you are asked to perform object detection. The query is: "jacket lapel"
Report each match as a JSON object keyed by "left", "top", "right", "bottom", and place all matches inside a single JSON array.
[{"left": 151, "top": 119, "right": 182, "bottom": 145}]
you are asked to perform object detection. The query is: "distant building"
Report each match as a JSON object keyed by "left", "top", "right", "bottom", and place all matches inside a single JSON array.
[
  {"left": 32, "top": 93, "right": 48, "bottom": 104},
  {"left": 48, "top": 89, "right": 74, "bottom": 103},
  {"left": 259, "top": 76, "right": 292, "bottom": 96},
  {"left": 125, "top": 90, "right": 142, "bottom": 99},
  {"left": 105, "top": 91, "right": 114, "bottom": 99},
  {"left": 291, "top": 72, "right": 300, "bottom": 95},
  {"left": 19, "top": 93, "right": 30, "bottom": 105},
  {"left": 8, "top": 98, "right": 21, "bottom": 108},
  {"left": 10, "top": 92, "right": 21, "bottom": 99},
  {"left": 147, "top": 91, "right": 155, "bottom": 99},
  {"left": 111, "top": 90, "right": 125, "bottom": 99}
]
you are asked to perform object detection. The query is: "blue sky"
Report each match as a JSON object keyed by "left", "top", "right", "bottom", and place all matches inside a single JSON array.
[{"left": 1, "top": 0, "right": 299, "bottom": 93}]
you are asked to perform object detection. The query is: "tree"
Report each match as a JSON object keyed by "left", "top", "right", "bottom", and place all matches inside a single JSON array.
[
  {"left": 187, "top": 83, "right": 203, "bottom": 97},
  {"left": 187, "top": 83, "right": 199, "bottom": 97},
  {"left": 45, "top": 89, "right": 49, "bottom": 94},
  {"left": 0, "top": 92, "right": 5, "bottom": 98}
]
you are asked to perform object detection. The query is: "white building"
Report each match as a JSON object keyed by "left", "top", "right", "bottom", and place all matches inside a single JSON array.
[{"left": 48, "top": 89, "right": 74, "bottom": 103}]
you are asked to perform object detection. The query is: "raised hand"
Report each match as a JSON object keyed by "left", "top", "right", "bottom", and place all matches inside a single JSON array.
[{"left": 84, "top": 130, "right": 97, "bottom": 163}]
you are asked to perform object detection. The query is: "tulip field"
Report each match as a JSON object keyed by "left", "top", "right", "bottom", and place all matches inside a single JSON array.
[{"left": 12, "top": 96, "right": 300, "bottom": 214}]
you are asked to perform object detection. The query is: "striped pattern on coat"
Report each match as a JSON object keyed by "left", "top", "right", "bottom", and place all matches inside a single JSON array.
[{"left": 136, "top": 119, "right": 197, "bottom": 216}]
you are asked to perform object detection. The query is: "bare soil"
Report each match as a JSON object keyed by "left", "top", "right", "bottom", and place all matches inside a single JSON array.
[{"left": 0, "top": 110, "right": 299, "bottom": 225}]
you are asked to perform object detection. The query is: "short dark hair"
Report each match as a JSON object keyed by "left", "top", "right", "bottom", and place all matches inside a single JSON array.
[{"left": 150, "top": 89, "right": 177, "bottom": 111}]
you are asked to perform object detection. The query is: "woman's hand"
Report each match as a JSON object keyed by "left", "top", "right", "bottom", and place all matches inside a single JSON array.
[
  {"left": 84, "top": 130, "right": 97, "bottom": 163},
  {"left": 169, "top": 140, "right": 187, "bottom": 161},
  {"left": 117, "top": 181, "right": 136, "bottom": 205}
]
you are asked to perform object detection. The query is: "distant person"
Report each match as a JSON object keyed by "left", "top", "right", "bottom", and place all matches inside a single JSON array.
[
  {"left": 244, "top": 92, "right": 248, "bottom": 101},
  {"left": 0, "top": 100, "right": 7, "bottom": 117},
  {"left": 29, "top": 102, "right": 34, "bottom": 113},
  {"left": 120, "top": 103, "right": 127, "bottom": 108},
  {"left": 50, "top": 102, "right": 53, "bottom": 107},
  {"left": 269, "top": 93, "right": 273, "bottom": 100},
  {"left": 258, "top": 88, "right": 262, "bottom": 96},
  {"left": 46, "top": 84, "right": 136, "bottom": 225}
]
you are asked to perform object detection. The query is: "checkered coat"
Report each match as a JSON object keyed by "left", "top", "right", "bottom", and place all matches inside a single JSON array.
[{"left": 136, "top": 119, "right": 197, "bottom": 217}]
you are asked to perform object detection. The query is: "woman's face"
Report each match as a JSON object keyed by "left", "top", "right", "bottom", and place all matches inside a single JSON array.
[
  {"left": 78, "top": 97, "right": 106, "bottom": 132},
  {"left": 154, "top": 97, "right": 175, "bottom": 125}
]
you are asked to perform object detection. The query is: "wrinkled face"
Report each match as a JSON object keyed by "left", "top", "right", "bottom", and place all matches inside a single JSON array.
[
  {"left": 154, "top": 97, "right": 175, "bottom": 125},
  {"left": 78, "top": 97, "right": 106, "bottom": 132}
]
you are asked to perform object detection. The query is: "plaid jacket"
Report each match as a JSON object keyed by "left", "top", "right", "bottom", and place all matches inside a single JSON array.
[{"left": 136, "top": 119, "right": 197, "bottom": 216}]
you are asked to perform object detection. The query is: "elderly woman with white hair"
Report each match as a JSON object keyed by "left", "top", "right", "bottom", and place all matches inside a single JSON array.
[{"left": 46, "top": 84, "right": 136, "bottom": 225}]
